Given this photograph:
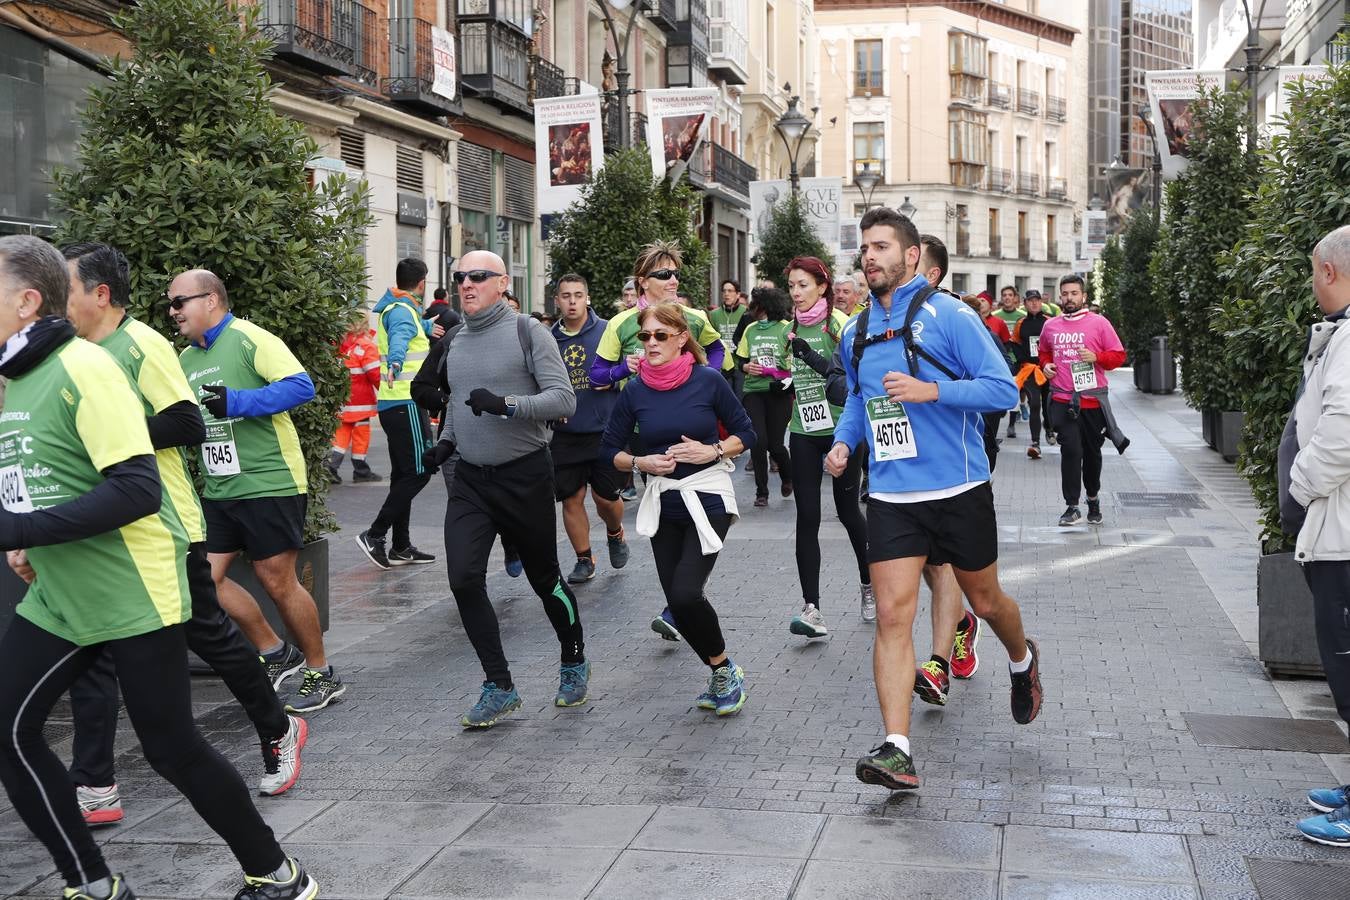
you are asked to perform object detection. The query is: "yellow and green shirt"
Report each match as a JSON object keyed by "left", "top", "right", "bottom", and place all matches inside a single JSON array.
[
  {"left": 3, "top": 338, "right": 191, "bottom": 645},
  {"left": 736, "top": 319, "right": 793, "bottom": 394},
  {"left": 789, "top": 309, "right": 850, "bottom": 436},
  {"left": 597, "top": 305, "right": 727, "bottom": 375},
  {"left": 100, "top": 317, "right": 206, "bottom": 543},
  {"left": 179, "top": 318, "right": 308, "bottom": 500}
]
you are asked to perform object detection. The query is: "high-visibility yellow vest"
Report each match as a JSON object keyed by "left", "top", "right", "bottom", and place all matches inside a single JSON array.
[{"left": 376, "top": 299, "right": 430, "bottom": 403}]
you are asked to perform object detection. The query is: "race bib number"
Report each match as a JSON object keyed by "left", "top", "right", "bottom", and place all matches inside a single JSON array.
[
  {"left": 0, "top": 464, "right": 34, "bottom": 513},
  {"left": 756, "top": 354, "right": 777, "bottom": 370},
  {"left": 866, "top": 396, "right": 917, "bottom": 461},
  {"left": 202, "top": 421, "right": 240, "bottom": 477},
  {"left": 796, "top": 383, "right": 834, "bottom": 433},
  {"left": 1028, "top": 335, "right": 1040, "bottom": 358},
  {"left": 1070, "top": 361, "right": 1098, "bottom": 392}
]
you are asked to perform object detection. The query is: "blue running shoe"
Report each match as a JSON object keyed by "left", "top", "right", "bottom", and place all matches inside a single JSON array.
[
  {"left": 1299, "top": 803, "right": 1350, "bottom": 847},
  {"left": 696, "top": 669, "right": 717, "bottom": 710},
  {"left": 460, "top": 682, "right": 522, "bottom": 728},
  {"left": 651, "top": 608, "right": 682, "bottom": 642},
  {"left": 504, "top": 548, "right": 524, "bottom": 578},
  {"left": 1309, "top": 784, "right": 1350, "bottom": 813},
  {"left": 555, "top": 661, "right": 590, "bottom": 707},
  {"left": 711, "top": 662, "right": 747, "bottom": 716}
]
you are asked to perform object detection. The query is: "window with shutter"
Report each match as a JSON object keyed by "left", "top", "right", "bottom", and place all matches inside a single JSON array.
[
  {"left": 459, "top": 143, "right": 492, "bottom": 212},
  {"left": 396, "top": 145, "right": 425, "bottom": 194},
  {"left": 502, "top": 155, "right": 534, "bottom": 219},
  {"left": 338, "top": 127, "right": 365, "bottom": 170}
]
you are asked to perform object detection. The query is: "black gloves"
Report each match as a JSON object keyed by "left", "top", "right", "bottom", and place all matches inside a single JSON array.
[
  {"left": 422, "top": 441, "right": 457, "bottom": 471},
  {"left": 201, "top": 384, "right": 229, "bottom": 418},
  {"left": 465, "top": 388, "right": 508, "bottom": 417},
  {"left": 789, "top": 337, "right": 811, "bottom": 358}
]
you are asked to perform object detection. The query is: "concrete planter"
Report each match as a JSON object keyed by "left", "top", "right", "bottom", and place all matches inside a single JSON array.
[
  {"left": 1257, "top": 551, "right": 1324, "bottom": 678},
  {"left": 1215, "top": 410, "right": 1244, "bottom": 463},
  {"left": 1133, "top": 355, "right": 1155, "bottom": 392},
  {"left": 1201, "top": 408, "right": 1217, "bottom": 450}
]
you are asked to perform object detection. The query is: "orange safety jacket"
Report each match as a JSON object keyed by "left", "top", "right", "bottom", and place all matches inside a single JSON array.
[{"left": 340, "top": 329, "right": 381, "bottom": 422}]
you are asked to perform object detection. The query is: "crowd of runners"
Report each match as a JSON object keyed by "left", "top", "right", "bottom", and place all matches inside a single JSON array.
[{"left": 5, "top": 212, "right": 1346, "bottom": 899}]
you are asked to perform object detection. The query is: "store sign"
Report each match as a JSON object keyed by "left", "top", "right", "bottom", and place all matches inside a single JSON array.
[
  {"left": 432, "top": 27, "right": 457, "bottom": 101},
  {"left": 397, "top": 191, "right": 427, "bottom": 226}
]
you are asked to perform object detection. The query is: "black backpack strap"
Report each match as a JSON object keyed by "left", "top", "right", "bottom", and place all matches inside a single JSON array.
[
  {"left": 899, "top": 286, "right": 961, "bottom": 382},
  {"left": 516, "top": 314, "right": 536, "bottom": 380},
  {"left": 848, "top": 303, "right": 872, "bottom": 395}
]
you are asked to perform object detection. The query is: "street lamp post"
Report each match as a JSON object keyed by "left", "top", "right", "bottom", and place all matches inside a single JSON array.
[
  {"left": 1137, "top": 104, "right": 1162, "bottom": 227},
  {"left": 898, "top": 195, "right": 917, "bottom": 222},
  {"left": 853, "top": 159, "right": 880, "bottom": 211},
  {"left": 773, "top": 84, "right": 816, "bottom": 194},
  {"left": 1238, "top": 0, "right": 1271, "bottom": 158},
  {"left": 597, "top": 0, "right": 647, "bottom": 150}
]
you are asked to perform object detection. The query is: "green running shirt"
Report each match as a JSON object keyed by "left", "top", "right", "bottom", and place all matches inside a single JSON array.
[
  {"left": 736, "top": 320, "right": 793, "bottom": 394},
  {"left": 789, "top": 309, "right": 849, "bottom": 435}
]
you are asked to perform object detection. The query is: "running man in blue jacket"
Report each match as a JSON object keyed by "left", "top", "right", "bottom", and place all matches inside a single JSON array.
[{"left": 825, "top": 207, "right": 1044, "bottom": 792}]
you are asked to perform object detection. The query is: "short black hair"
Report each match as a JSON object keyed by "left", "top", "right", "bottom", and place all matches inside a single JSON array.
[
  {"left": 859, "top": 206, "right": 920, "bottom": 252},
  {"left": 751, "top": 286, "right": 792, "bottom": 322},
  {"left": 433, "top": 287, "right": 448, "bottom": 302},
  {"left": 396, "top": 257, "right": 428, "bottom": 291},
  {"left": 556, "top": 272, "right": 588, "bottom": 293},
  {"left": 720, "top": 278, "right": 741, "bottom": 293},
  {"left": 61, "top": 242, "right": 131, "bottom": 308},
  {"left": 1000, "top": 285, "right": 1018, "bottom": 296},
  {"left": 1059, "top": 273, "right": 1086, "bottom": 291},
  {"left": 918, "top": 234, "right": 948, "bottom": 282}
]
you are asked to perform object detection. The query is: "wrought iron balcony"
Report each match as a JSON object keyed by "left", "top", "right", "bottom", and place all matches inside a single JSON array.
[
  {"left": 1046, "top": 95, "right": 1066, "bottom": 121},
  {"left": 1016, "top": 88, "right": 1040, "bottom": 115},
  {"left": 384, "top": 18, "right": 461, "bottom": 115},
  {"left": 712, "top": 143, "right": 756, "bottom": 200},
  {"left": 532, "top": 56, "right": 565, "bottom": 102},
  {"left": 647, "top": 0, "right": 679, "bottom": 32},
  {"left": 459, "top": 18, "right": 531, "bottom": 115},
  {"left": 987, "top": 167, "right": 1012, "bottom": 192},
  {"left": 1047, "top": 177, "right": 1068, "bottom": 200},
  {"left": 1016, "top": 172, "right": 1040, "bottom": 195},
  {"left": 1018, "top": 237, "right": 1031, "bottom": 260},
  {"left": 259, "top": 0, "right": 377, "bottom": 85},
  {"left": 987, "top": 81, "right": 1011, "bottom": 108}
]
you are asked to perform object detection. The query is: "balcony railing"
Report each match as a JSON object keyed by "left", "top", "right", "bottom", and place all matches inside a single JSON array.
[
  {"left": 259, "top": 0, "right": 377, "bottom": 84},
  {"left": 1047, "top": 177, "right": 1067, "bottom": 200},
  {"left": 708, "top": 3, "right": 748, "bottom": 86},
  {"left": 989, "top": 235, "right": 1002, "bottom": 258},
  {"left": 712, "top": 142, "right": 756, "bottom": 200},
  {"left": 986, "top": 167, "right": 1012, "bottom": 192},
  {"left": 950, "top": 74, "right": 984, "bottom": 106},
  {"left": 1047, "top": 239, "right": 1059, "bottom": 262},
  {"left": 532, "top": 56, "right": 565, "bottom": 102},
  {"left": 1016, "top": 172, "right": 1040, "bottom": 195},
  {"left": 647, "top": 0, "right": 679, "bottom": 32},
  {"left": 987, "top": 81, "right": 1011, "bottom": 108},
  {"left": 460, "top": 19, "right": 531, "bottom": 115},
  {"left": 562, "top": 76, "right": 583, "bottom": 95},
  {"left": 384, "top": 18, "right": 460, "bottom": 115},
  {"left": 1016, "top": 87, "right": 1040, "bottom": 115},
  {"left": 1046, "top": 95, "right": 1066, "bottom": 121},
  {"left": 456, "top": 0, "right": 528, "bottom": 32},
  {"left": 1018, "top": 237, "right": 1031, "bottom": 260}
]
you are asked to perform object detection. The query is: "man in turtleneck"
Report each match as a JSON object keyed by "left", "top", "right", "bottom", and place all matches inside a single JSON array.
[{"left": 421, "top": 250, "right": 585, "bottom": 728}]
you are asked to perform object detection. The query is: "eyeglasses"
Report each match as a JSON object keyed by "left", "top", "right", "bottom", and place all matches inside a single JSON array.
[
  {"left": 167, "top": 292, "right": 211, "bottom": 310},
  {"left": 452, "top": 269, "right": 506, "bottom": 285},
  {"left": 637, "top": 329, "right": 685, "bottom": 343},
  {"left": 645, "top": 268, "right": 679, "bottom": 281}
]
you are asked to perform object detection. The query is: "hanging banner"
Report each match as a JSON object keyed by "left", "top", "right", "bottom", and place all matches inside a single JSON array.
[
  {"left": 644, "top": 87, "right": 717, "bottom": 182},
  {"left": 431, "top": 26, "right": 457, "bottom": 101},
  {"left": 1274, "top": 65, "right": 1331, "bottom": 120},
  {"left": 1084, "top": 210, "right": 1108, "bottom": 257},
  {"left": 1144, "top": 69, "right": 1226, "bottom": 180},
  {"left": 1105, "top": 167, "right": 1148, "bottom": 235},
  {"left": 749, "top": 177, "right": 844, "bottom": 250},
  {"left": 534, "top": 93, "right": 605, "bottom": 215}
]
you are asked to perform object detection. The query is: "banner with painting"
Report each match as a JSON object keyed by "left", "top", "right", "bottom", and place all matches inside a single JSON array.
[
  {"left": 534, "top": 93, "right": 605, "bottom": 215},
  {"left": 1274, "top": 65, "right": 1331, "bottom": 121},
  {"left": 1143, "top": 69, "right": 1226, "bottom": 180},
  {"left": 644, "top": 87, "right": 718, "bottom": 182}
]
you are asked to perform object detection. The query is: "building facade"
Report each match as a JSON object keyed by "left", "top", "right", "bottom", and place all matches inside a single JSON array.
[{"left": 815, "top": 0, "right": 1088, "bottom": 297}]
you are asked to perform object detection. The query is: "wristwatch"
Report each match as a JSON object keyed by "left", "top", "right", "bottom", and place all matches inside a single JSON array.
[
  {"left": 504, "top": 395, "right": 518, "bottom": 416},
  {"left": 631, "top": 456, "right": 642, "bottom": 476},
  {"left": 714, "top": 441, "right": 725, "bottom": 461}
]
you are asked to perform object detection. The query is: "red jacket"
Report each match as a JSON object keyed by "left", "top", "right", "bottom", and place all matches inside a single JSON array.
[{"left": 340, "top": 329, "right": 381, "bottom": 421}]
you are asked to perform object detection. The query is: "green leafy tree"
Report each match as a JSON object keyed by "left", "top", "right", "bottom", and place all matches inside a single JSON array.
[
  {"left": 52, "top": 0, "right": 373, "bottom": 540},
  {"left": 751, "top": 192, "right": 832, "bottom": 290},
  {"left": 1116, "top": 209, "right": 1163, "bottom": 364},
  {"left": 1157, "top": 86, "right": 1256, "bottom": 413},
  {"left": 1094, "top": 235, "right": 1124, "bottom": 329},
  {"left": 1222, "top": 57, "right": 1350, "bottom": 552},
  {"left": 547, "top": 148, "right": 712, "bottom": 316}
]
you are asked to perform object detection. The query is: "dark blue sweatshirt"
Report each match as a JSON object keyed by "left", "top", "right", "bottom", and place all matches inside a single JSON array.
[
  {"left": 599, "top": 365, "right": 756, "bottom": 520},
  {"left": 552, "top": 310, "right": 617, "bottom": 435}
]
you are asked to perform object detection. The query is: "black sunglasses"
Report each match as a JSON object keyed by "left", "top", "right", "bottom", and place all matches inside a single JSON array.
[
  {"left": 452, "top": 269, "right": 506, "bottom": 285},
  {"left": 636, "top": 329, "right": 685, "bottom": 343},
  {"left": 167, "top": 291, "right": 211, "bottom": 310},
  {"left": 645, "top": 268, "right": 679, "bottom": 281}
]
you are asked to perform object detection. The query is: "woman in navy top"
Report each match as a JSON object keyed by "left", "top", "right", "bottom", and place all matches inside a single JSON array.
[{"left": 600, "top": 303, "right": 756, "bottom": 716}]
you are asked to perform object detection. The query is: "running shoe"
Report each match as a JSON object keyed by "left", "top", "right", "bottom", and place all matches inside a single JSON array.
[
  {"left": 1298, "top": 804, "right": 1350, "bottom": 847},
  {"left": 75, "top": 784, "right": 123, "bottom": 826},
  {"left": 1058, "top": 506, "right": 1082, "bottom": 527},
  {"left": 259, "top": 715, "right": 307, "bottom": 797},
  {"left": 64, "top": 875, "right": 135, "bottom": 899},
  {"left": 389, "top": 545, "right": 436, "bottom": 566},
  {"left": 460, "top": 681, "right": 522, "bottom": 728},
  {"left": 260, "top": 643, "right": 306, "bottom": 691},
  {"left": 651, "top": 608, "right": 683, "bottom": 642},
  {"left": 950, "top": 611, "right": 981, "bottom": 679},
  {"left": 355, "top": 529, "right": 390, "bottom": 569},
  {"left": 351, "top": 467, "right": 383, "bottom": 483},
  {"left": 753, "top": 496, "right": 768, "bottom": 508},
  {"left": 1010, "top": 638, "right": 1043, "bottom": 724},
  {"left": 1006, "top": 422, "right": 1017, "bottom": 439},
  {"left": 860, "top": 583, "right": 877, "bottom": 622},
  {"left": 781, "top": 480, "right": 794, "bottom": 498},
  {"left": 771, "top": 460, "right": 779, "bottom": 473},
  {"left": 567, "top": 556, "right": 596, "bottom": 584},
  {"left": 1309, "top": 785, "right": 1350, "bottom": 813},
  {"left": 1027, "top": 443, "right": 1041, "bottom": 460},
  {"left": 914, "top": 660, "right": 949, "bottom": 706},
  {"left": 855, "top": 742, "right": 919, "bottom": 791},
  {"left": 695, "top": 673, "right": 718, "bottom": 710},
  {"left": 710, "top": 662, "right": 747, "bottom": 716},
  {"left": 1086, "top": 498, "right": 1103, "bottom": 525},
  {"left": 745, "top": 458, "right": 755, "bottom": 474},
  {"left": 285, "top": 668, "right": 346, "bottom": 714},
  {"left": 504, "top": 546, "right": 524, "bottom": 578},
  {"left": 620, "top": 485, "right": 639, "bottom": 501},
  {"left": 555, "top": 661, "right": 590, "bottom": 707},
  {"left": 1047, "top": 430, "right": 1057, "bottom": 445},
  {"left": 607, "top": 530, "right": 630, "bottom": 569},
  {"left": 789, "top": 603, "right": 828, "bottom": 638},
  {"left": 233, "top": 857, "right": 318, "bottom": 899},
  {"left": 1019, "top": 400, "right": 1030, "bottom": 421}
]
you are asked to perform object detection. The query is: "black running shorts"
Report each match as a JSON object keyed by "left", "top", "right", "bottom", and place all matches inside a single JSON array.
[
  {"left": 866, "top": 482, "right": 998, "bottom": 571},
  {"left": 203, "top": 494, "right": 307, "bottom": 560},
  {"left": 551, "top": 431, "right": 624, "bottom": 502}
]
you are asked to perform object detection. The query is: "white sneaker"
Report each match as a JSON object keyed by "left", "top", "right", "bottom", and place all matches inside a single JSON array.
[
  {"left": 860, "top": 584, "right": 877, "bottom": 622},
  {"left": 76, "top": 783, "right": 123, "bottom": 826},
  {"left": 789, "top": 603, "right": 829, "bottom": 638},
  {"left": 259, "top": 715, "right": 308, "bottom": 796}
]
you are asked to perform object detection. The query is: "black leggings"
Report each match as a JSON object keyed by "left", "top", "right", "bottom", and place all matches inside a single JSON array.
[
  {"left": 68, "top": 543, "right": 288, "bottom": 788},
  {"left": 0, "top": 617, "right": 284, "bottom": 888},
  {"left": 651, "top": 514, "right": 733, "bottom": 664},
  {"left": 789, "top": 432, "right": 869, "bottom": 606},
  {"left": 1050, "top": 401, "right": 1107, "bottom": 505},
  {"left": 743, "top": 390, "right": 792, "bottom": 497},
  {"left": 444, "top": 448, "right": 583, "bottom": 687},
  {"left": 1023, "top": 381, "right": 1053, "bottom": 444},
  {"left": 371, "top": 403, "right": 434, "bottom": 550}
]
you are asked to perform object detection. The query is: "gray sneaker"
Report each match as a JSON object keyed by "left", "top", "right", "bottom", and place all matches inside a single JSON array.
[
  {"left": 607, "top": 530, "right": 630, "bottom": 569},
  {"left": 860, "top": 584, "right": 877, "bottom": 622},
  {"left": 567, "top": 556, "right": 596, "bottom": 584},
  {"left": 284, "top": 667, "right": 346, "bottom": 714},
  {"left": 789, "top": 603, "right": 828, "bottom": 638}
]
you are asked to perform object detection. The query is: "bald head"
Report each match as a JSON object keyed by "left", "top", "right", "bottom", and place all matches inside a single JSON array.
[
  {"left": 456, "top": 251, "right": 511, "bottom": 316},
  {"left": 168, "top": 268, "right": 230, "bottom": 342},
  {"left": 1313, "top": 226, "right": 1350, "bottom": 316}
]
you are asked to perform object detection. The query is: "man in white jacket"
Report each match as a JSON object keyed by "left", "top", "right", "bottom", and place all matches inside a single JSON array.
[{"left": 1289, "top": 224, "right": 1350, "bottom": 847}]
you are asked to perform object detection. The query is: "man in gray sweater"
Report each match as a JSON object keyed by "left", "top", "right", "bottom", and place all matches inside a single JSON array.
[{"left": 423, "top": 251, "right": 585, "bottom": 728}]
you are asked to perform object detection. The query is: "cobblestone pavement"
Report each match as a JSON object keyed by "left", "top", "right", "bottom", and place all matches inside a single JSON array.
[{"left": 5, "top": 372, "right": 1350, "bottom": 898}]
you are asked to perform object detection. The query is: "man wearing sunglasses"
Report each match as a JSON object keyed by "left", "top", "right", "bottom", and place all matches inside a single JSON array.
[{"left": 422, "top": 251, "right": 586, "bottom": 728}]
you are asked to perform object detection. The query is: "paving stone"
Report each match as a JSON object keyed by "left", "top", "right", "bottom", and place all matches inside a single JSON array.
[
  {"left": 1000, "top": 873, "right": 1200, "bottom": 899},
  {"left": 588, "top": 849, "right": 800, "bottom": 899},
  {"left": 1002, "top": 826, "right": 1193, "bottom": 882},
  {"left": 809, "top": 815, "right": 1000, "bottom": 870},
  {"left": 629, "top": 805, "right": 822, "bottom": 858},
  {"left": 286, "top": 800, "right": 492, "bottom": 845},
  {"left": 0, "top": 839, "right": 59, "bottom": 895},
  {"left": 28, "top": 841, "right": 239, "bottom": 898},
  {"left": 450, "top": 803, "right": 654, "bottom": 849},
  {"left": 211, "top": 842, "right": 440, "bottom": 900},
  {"left": 108, "top": 798, "right": 334, "bottom": 844},
  {"left": 795, "top": 859, "right": 998, "bottom": 899},
  {"left": 393, "top": 846, "right": 618, "bottom": 899}
]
